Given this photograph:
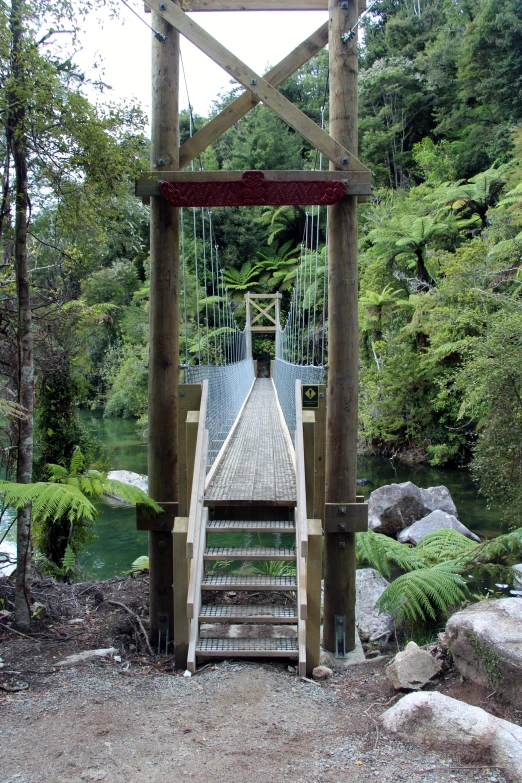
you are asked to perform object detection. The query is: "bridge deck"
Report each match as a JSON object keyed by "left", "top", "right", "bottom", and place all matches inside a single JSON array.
[{"left": 205, "top": 378, "right": 296, "bottom": 505}]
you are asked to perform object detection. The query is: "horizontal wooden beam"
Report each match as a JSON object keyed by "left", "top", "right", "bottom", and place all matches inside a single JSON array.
[
  {"left": 179, "top": 21, "right": 329, "bottom": 168},
  {"left": 145, "top": 0, "right": 367, "bottom": 12},
  {"left": 136, "top": 169, "right": 371, "bottom": 196},
  {"left": 323, "top": 502, "right": 368, "bottom": 533},
  {"left": 146, "top": 0, "right": 369, "bottom": 173}
]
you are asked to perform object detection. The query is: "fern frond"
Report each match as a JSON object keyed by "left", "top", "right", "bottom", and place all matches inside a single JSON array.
[
  {"left": 103, "top": 480, "right": 162, "bottom": 512},
  {"left": 62, "top": 545, "right": 77, "bottom": 574},
  {"left": 0, "top": 480, "right": 97, "bottom": 523},
  {"left": 377, "top": 561, "right": 468, "bottom": 624},
  {"left": 356, "top": 530, "right": 423, "bottom": 578},
  {"left": 416, "top": 529, "right": 477, "bottom": 565},
  {"left": 131, "top": 555, "right": 149, "bottom": 574},
  {"left": 465, "top": 528, "right": 522, "bottom": 565},
  {"left": 69, "top": 447, "right": 85, "bottom": 477}
]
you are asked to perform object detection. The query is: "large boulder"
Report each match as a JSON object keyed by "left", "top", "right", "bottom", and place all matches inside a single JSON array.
[
  {"left": 368, "top": 481, "right": 427, "bottom": 535},
  {"left": 381, "top": 691, "right": 522, "bottom": 783},
  {"left": 446, "top": 598, "right": 522, "bottom": 708},
  {"left": 355, "top": 568, "right": 395, "bottom": 645},
  {"left": 397, "top": 509, "right": 480, "bottom": 544},
  {"left": 386, "top": 641, "right": 441, "bottom": 690},
  {"left": 419, "top": 485, "right": 457, "bottom": 516}
]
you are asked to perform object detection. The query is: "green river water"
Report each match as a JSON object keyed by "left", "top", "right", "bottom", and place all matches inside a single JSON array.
[{"left": 75, "top": 410, "right": 506, "bottom": 581}]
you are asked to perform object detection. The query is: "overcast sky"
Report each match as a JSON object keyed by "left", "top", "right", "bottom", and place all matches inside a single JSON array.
[{"left": 75, "top": 3, "right": 328, "bottom": 122}]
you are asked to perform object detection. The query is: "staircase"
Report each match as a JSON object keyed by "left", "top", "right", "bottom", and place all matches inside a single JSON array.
[
  {"left": 188, "top": 511, "right": 305, "bottom": 673},
  {"left": 184, "top": 378, "right": 319, "bottom": 676}
]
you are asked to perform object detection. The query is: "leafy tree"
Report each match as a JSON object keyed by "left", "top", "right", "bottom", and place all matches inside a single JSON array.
[{"left": 433, "top": 168, "right": 506, "bottom": 230}]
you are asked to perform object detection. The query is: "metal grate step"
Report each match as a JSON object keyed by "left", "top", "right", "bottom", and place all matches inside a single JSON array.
[
  {"left": 207, "top": 520, "right": 295, "bottom": 533},
  {"left": 202, "top": 574, "right": 296, "bottom": 590},
  {"left": 199, "top": 604, "right": 298, "bottom": 623},
  {"left": 196, "top": 637, "right": 298, "bottom": 656},
  {"left": 204, "top": 546, "right": 296, "bottom": 561}
]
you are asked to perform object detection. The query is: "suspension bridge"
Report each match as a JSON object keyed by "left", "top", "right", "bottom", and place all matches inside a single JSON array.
[{"left": 135, "top": 0, "right": 371, "bottom": 675}]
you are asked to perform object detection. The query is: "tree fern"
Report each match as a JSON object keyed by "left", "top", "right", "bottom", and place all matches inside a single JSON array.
[
  {"left": 356, "top": 530, "right": 423, "bottom": 578},
  {"left": 0, "top": 480, "right": 97, "bottom": 523},
  {"left": 377, "top": 561, "right": 469, "bottom": 624},
  {"left": 61, "top": 545, "right": 77, "bottom": 575},
  {"left": 415, "top": 529, "right": 477, "bottom": 565}
]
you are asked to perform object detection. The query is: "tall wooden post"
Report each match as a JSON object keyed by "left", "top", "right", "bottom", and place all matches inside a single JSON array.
[
  {"left": 148, "top": 3, "right": 180, "bottom": 647},
  {"left": 323, "top": 0, "right": 359, "bottom": 654}
]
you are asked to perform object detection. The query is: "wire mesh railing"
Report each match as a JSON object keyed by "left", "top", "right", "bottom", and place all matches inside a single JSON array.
[
  {"left": 185, "top": 357, "right": 255, "bottom": 470},
  {"left": 272, "top": 359, "right": 324, "bottom": 444}
]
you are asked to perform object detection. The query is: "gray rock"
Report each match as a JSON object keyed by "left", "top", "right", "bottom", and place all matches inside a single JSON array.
[
  {"left": 106, "top": 470, "right": 148, "bottom": 501},
  {"left": 397, "top": 509, "right": 480, "bottom": 544},
  {"left": 446, "top": 598, "right": 522, "bottom": 708},
  {"left": 419, "top": 485, "right": 457, "bottom": 516},
  {"left": 386, "top": 641, "right": 441, "bottom": 690},
  {"left": 368, "top": 481, "right": 427, "bottom": 535},
  {"left": 381, "top": 691, "right": 522, "bottom": 783},
  {"left": 312, "top": 665, "right": 333, "bottom": 681},
  {"left": 355, "top": 568, "right": 395, "bottom": 645},
  {"left": 513, "top": 564, "right": 522, "bottom": 586}
]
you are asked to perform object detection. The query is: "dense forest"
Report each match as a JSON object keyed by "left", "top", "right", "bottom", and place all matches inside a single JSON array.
[{"left": 1, "top": 0, "right": 522, "bottom": 615}]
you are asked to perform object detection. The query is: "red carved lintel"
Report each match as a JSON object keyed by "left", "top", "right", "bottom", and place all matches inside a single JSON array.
[{"left": 158, "top": 170, "right": 346, "bottom": 208}]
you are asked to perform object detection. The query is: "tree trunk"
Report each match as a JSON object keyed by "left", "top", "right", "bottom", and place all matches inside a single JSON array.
[
  {"left": 8, "top": 0, "right": 34, "bottom": 632},
  {"left": 415, "top": 247, "right": 430, "bottom": 286}
]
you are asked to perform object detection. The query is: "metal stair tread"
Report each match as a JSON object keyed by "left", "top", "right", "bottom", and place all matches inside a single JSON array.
[
  {"left": 199, "top": 604, "right": 298, "bottom": 622},
  {"left": 196, "top": 637, "right": 298, "bottom": 655},
  {"left": 204, "top": 546, "right": 296, "bottom": 560},
  {"left": 206, "top": 520, "right": 295, "bottom": 533},
  {"left": 202, "top": 574, "right": 296, "bottom": 590}
]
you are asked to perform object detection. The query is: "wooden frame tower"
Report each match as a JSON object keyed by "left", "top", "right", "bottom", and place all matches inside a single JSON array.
[{"left": 139, "top": 0, "right": 370, "bottom": 660}]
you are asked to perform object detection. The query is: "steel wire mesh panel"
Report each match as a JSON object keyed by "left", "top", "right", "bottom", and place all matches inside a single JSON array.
[
  {"left": 185, "top": 358, "right": 255, "bottom": 471},
  {"left": 273, "top": 358, "right": 324, "bottom": 444}
]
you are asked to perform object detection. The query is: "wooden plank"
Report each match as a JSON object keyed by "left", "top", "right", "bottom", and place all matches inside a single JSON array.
[
  {"left": 146, "top": 0, "right": 369, "bottom": 173},
  {"left": 136, "top": 168, "right": 372, "bottom": 196},
  {"left": 302, "top": 411, "right": 315, "bottom": 519},
  {"left": 179, "top": 22, "right": 329, "bottom": 167},
  {"left": 324, "top": 502, "right": 368, "bottom": 533},
  {"left": 251, "top": 326, "right": 276, "bottom": 332},
  {"left": 298, "top": 617, "right": 307, "bottom": 677},
  {"left": 173, "top": 516, "right": 189, "bottom": 669},
  {"left": 147, "top": 1, "right": 367, "bottom": 13},
  {"left": 313, "top": 384, "right": 326, "bottom": 523},
  {"left": 306, "top": 518, "right": 322, "bottom": 675},
  {"left": 177, "top": 384, "right": 202, "bottom": 517},
  {"left": 186, "top": 411, "right": 199, "bottom": 507},
  {"left": 186, "top": 379, "right": 209, "bottom": 559},
  {"left": 294, "top": 380, "right": 308, "bottom": 557},
  {"left": 187, "top": 434, "right": 209, "bottom": 619}
]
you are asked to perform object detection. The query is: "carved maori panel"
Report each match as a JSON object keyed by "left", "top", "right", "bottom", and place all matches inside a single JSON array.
[{"left": 158, "top": 170, "right": 346, "bottom": 207}]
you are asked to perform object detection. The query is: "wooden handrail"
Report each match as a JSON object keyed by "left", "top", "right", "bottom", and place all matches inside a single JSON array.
[
  {"left": 294, "top": 380, "right": 308, "bottom": 558},
  {"left": 186, "top": 379, "right": 209, "bottom": 560},
  {"left": 187, "top": 426, "right": 209, "bottom": 620}
]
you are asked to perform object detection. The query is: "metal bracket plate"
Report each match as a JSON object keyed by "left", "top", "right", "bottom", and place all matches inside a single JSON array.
[{"left": 335, "top": 614, "right": 346, "bottom": 658}]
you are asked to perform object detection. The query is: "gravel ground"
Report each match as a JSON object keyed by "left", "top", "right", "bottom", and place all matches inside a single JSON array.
[{"left": 0, "top": 575, "right": 514, "bottom": 783}]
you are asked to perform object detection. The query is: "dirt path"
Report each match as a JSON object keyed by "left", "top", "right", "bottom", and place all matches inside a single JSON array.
[{"left": 0, "top": 576, "right": 514, "bottom": 783}]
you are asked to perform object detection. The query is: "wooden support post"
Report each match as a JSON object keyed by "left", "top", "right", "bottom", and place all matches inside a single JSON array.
[
  {"left": 148, "top": 2, "right": 180, "bottom": 646},
  {"left": 186, "top": 411, "right": 199, "bottom": 506},
  {"left": 177, "top": 384, "right": 203, "bottom": 517},
  {"left": 314, "top": 384, "right": 326, "bottom": 523},
  {"left": 303, "top": 411, "right": 315, "bottom": 519},
  {"left": 245, "top": 292, "right": 252, "bottom": 359},
  {"left": 306, "top": 518, "right": 322, "bottom": 675},
  {"left": 323, "top": 0, "right": 359, "bottom": 655},
  {"left": 173, "top": 516, "right": 189, "bottom": 669}
]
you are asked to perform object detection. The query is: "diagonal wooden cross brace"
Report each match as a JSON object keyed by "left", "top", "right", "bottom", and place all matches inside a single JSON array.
[
  {"left": 145, "top": 0, "right": 369, "bottom": 173},
  {"left": 179, "top": 21, "right": 329, "bottom": 169},
  {"left": 250, "top": 299, "right": 277, "bottom": 325}
]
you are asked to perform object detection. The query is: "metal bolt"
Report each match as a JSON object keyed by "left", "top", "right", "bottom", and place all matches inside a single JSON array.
[
  {"left": 157, "top": 157, "right": 166, "bottom": 166},
  {"left": 180, "top": 392, "right": 185, "bottom": 397},
  {"left": 250, "top": 78, "right": 257, "bottom": 86},
  {"left": 341, "top": 156, "right": 349, "bottom": 164},
  {"left": 159, "top": 2, "right": 167, "bottom": 9},
  {"left": 339, "top": 541, "right": 346, "bottom": 549},
  {"left": 339, "top": 506, "right": 347, "bottom": 514},
  {"left": 338, "top": 523, "right": 346, "bottom": 532},
  {"left": 340, "top": 1, "right": 349, "bottom": 7}
]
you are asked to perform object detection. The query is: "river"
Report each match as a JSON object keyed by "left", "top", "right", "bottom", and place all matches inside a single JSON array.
[{"left": 74, "top": 410, "right": 506, "bottom": 580}]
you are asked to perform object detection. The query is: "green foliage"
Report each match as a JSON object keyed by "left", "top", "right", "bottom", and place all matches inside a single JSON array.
[
  {"left": 376, "top": 561, "right": 469, "bottom": 624},
  {"left": 355, "top": 530, "right": 422, "bottom": 579},
  {"left": 131, "top": 556, "right": 149, "bottom": 574},
  {"left": 251, "top": 560, "right": 297, "bottom": 577}
]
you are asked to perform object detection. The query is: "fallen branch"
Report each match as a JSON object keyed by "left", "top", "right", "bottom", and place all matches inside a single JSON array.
[
  {"left": 414, "top": 766, "right": 505, "bottom": 774},
  {"left": 0, "top": 682, "right": 29, "bottom": 692},
  {"left": 107, "top": 600, "right": 154, "bottom": 657},
  {"left": 0, "top": 620, "right": 38, "bottom": 642}
]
